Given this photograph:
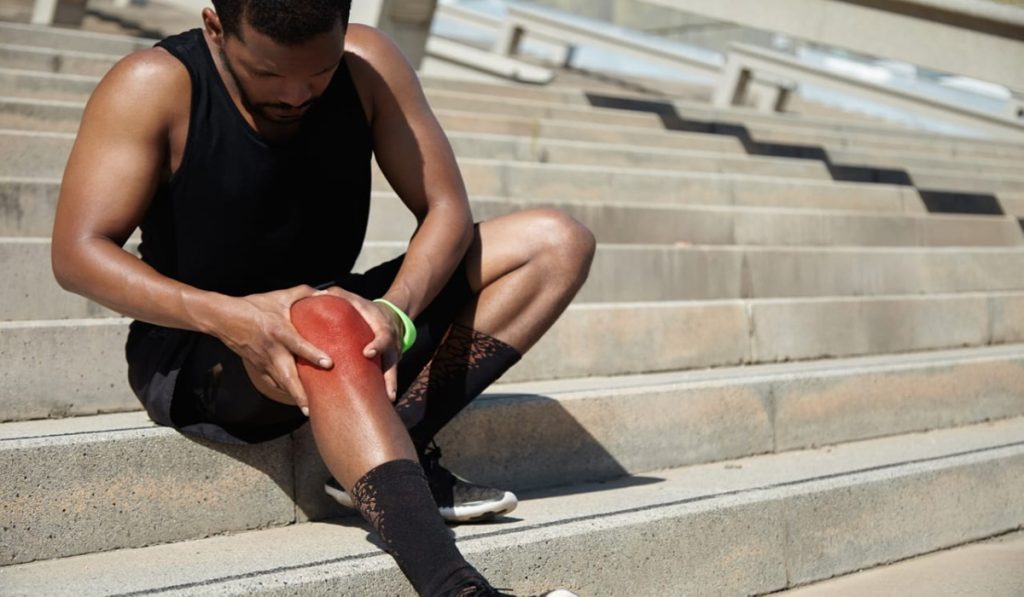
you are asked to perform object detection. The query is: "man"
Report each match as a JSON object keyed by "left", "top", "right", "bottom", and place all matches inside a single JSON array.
[{"left": 50, "top": 0, "right": 594, "bottom": 595}]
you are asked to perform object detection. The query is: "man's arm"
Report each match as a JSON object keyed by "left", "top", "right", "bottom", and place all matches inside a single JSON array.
[
  {"left": 345, "top": 26, "right": 475, "bottom": 321},
  {"left": 52, "top": 48, "right": 333, "bottom": 406}
]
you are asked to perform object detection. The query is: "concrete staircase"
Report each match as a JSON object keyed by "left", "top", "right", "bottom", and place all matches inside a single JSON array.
[{"left": 1, "top": 18, "right": 1023, "bottom": 596}]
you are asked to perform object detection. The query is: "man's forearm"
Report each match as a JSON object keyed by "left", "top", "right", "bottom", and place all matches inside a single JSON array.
[
  {"left": 382, "top": 200, "right": 474, "bottom": 319},
  {"left": 53, "top": 236, "right": 235, "bottom": 335}
]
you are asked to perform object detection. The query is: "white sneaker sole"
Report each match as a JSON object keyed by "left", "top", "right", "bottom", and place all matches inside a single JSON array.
[
  {"left": 324, "top": 484, "right": 517, "bottom": 523},
  {"left": 440, "top": 491, "right": 518, "bottom": 522}
]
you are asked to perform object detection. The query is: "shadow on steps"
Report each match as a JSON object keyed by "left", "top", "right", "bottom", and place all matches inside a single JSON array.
[{"left": 585, "top": 93, "right": 1010, "bottom": 218}]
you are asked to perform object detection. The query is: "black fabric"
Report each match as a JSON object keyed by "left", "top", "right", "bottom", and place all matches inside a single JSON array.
[
  {"left": 126, "top": 253, "right": 475, "bottom": 444},
  {"left": 145, "top": 29, "right": 372, "bottom": 297},
  {"left": 350, "top": 459, "right": 486, "bottom": 597},
  {"left": 394, "top": 324, "right": 522, "bottom": 452}
]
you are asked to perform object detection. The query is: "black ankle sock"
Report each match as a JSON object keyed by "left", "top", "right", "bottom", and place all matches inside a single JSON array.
[
  {"left": 394, "top": 324, "right": 521, "bottom": 452},
  {"left": 350, "top": 459, "right": 486, "bottom": 596}
]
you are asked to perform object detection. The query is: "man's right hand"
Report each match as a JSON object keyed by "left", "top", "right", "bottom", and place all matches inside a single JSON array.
[{"left": 211, "top": 285, "right": 334, "bottom": 414}]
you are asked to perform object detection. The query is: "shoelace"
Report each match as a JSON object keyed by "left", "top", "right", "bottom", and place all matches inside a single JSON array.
[
  {"left": 420, "top": 440, "right": 443, "bottom": 469},
  {"left": 420, "top": 441, "right": 456, "bottom": 482}
]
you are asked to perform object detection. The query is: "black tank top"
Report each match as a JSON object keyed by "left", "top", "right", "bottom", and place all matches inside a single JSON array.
[{"left": 142, "top": 29, "right": 373, "bottom": 296}]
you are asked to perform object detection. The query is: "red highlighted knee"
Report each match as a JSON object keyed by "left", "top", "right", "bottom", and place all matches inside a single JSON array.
[{"left": 290, "top": 295, "right": 382, "bottom": 393}]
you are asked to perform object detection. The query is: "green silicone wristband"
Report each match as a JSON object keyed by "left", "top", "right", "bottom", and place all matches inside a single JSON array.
[{"left": 373, "top": 298, "right": 417, "bottom": 353}]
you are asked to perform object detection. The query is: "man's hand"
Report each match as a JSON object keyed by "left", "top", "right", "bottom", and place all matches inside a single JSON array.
[
  {"left": 314, "top": 286, "right": 404, "bottom": 402},
  {"left": 211, "top": 285, "right": 336, "bottom": 414}
]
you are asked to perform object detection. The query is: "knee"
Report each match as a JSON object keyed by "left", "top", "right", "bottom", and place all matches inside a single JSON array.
[
  {"left": 290, "top": 295, "right": 373, "bottom": 358},
  {"left": 526, "top": 208, "right": 596, "bottom": 278}
]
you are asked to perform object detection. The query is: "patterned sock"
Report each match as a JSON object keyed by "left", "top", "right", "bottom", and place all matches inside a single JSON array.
[
  {"left": 394, "top": 324, "right": 522, "bottom": 452},
  {"left": 349, "top": 459, "right": 487, "bottom": 596}
]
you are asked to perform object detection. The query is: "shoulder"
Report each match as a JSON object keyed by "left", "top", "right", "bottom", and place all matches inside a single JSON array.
[
  {"left": 342, "top": 24, "right": 426, "bottom": 124},
  {"left": 83, "top": 46, "right": 190, "bottom": 135},
  {"left": 343, "top": 24, "right": 411, "bottom": 68}
]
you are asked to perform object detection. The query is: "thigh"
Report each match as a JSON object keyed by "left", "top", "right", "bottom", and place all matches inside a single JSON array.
[
  {"left": 172, "top": 333, "right": 308, "bottom": 443},
  {"left": 341, "top": 251, "right": 475, "bottom": 397},
  {"left": 462, "top": 208, "right": 580, "bottom": 293}
]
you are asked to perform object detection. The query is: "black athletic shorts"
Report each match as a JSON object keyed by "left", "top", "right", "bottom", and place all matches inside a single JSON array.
[{"left": 125, "top": 253, "right": 474, "bottom": 445}]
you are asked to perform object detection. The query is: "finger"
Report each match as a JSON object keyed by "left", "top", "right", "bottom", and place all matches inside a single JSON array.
[
  {"left": 357, "top": 303, "right": 400, "bottom": 358},
  {"left": 272, "top": 353, "right": 310, "bottom": 415},
  {"left": 284, "top": 328, "right": 333, "bottom": 369},
  {"left": 255, "top": 371, "right": 299, "bottom": 407},
  {"left": 363, "top": 333, "right": 393, "bottom": 359},
  {"left": 291, "top": 284, "right": 319, "bottom": 299},
  {"left": 383, "top": 356, "right": 399, "bottom": 402}
]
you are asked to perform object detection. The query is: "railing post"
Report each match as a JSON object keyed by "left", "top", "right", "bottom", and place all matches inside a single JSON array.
[
  {"left": 560, "top": 43, "right": 577, "bottom": 68},
  {"left": 713, "top": 54, "right": 752, "bottom": 108},
  {"left": 351, "top": 0, "right": 438, "bottom": 69},
  {"left": 1008, "top": 93, "right": 1024, "bottom": 123},
  {"left": 32, "top": 0, "right": 88, "bottom": 26},
  {"left": 493, "top": 21, "right": 525, "bottom": 56},
  {"left": 31, "top": 0, "right": 58, "bottom": 25}
]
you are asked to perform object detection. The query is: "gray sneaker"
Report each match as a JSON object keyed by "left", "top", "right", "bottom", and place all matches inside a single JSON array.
[{"left": 324, "top": 444, "right": 518, "bottom": 523}]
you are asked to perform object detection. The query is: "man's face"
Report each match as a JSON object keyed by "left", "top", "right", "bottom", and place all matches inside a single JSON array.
[{"left": 219, "top": 17, "right": 345, "bottom": 125}]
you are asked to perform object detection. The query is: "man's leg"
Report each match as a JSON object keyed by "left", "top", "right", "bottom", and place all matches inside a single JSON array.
[
  {"left": 247, "top": 296, "right": 492, "bottom": 596},
  {"left": 395, "top": 207, "right": 596, "bottom": 459},
  {"left": 321, "top": 207, "right": 595, "bottom": 523}
]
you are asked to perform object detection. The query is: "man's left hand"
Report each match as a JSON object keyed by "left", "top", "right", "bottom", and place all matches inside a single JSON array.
[{"left": 312, "top": 286, "right": 404, "bottom": 402}]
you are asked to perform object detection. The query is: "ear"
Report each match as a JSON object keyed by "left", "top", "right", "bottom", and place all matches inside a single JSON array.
[{"left": 202, "top": 8, "right": 226, "bottom": 48}]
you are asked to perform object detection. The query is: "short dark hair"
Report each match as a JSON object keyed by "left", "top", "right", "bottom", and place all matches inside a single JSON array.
[{"left": 212, "top": 0, "right": 352, "bottom": 45}]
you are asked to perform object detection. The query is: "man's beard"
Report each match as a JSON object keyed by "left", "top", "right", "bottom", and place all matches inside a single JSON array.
[{"left": 219, "top": 48, "right": 318, "bottom": 124}]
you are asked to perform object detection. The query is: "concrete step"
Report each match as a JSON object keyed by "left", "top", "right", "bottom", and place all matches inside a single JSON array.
[
  {"left": 4, "top": 178, "right": 1020, "bottom": 247},
  {"left": 0, "top": 112, "right": 830, "bottom": 181},
  {"left": 0, "top": 22, "right": 999, "bottom": 149},
  {"left": 2, "top": 413, "right": 1022, "bottom": 593},
  {"left": 432, "top": 90, "right": 1024, "bottom": 167},
  {"left": 3, "top": 19, "right": 1022, "bottom": 160},
  {"left": 777, "top": 530, "right": 1024, "bottom": 597},
  {"left": 5, "top": 95, "right": 1019, "bottom": 196},
  {"left": 0, "top": 96, "right": 82, "bottom": 133},
  {"left": 3, "top": 48, "right": 1021, "bottom": 164},
  {"left": 739, "top": 122, "right": 1024, "bottom": 167},
  {"left": 432, "top": 84, "right": 1024, "bottom": 164},
  {"left": 462, "top": 194, "right": 1022, "bottom": 248},
  {"left": 445, "top": 131, "right": 832, "bottom": 180},
  {"left": 433, "top": 159, "right": 919, "bottom": 213},
  {"left": 0, "top": 130, "right": 924, "bottom": 213},
  {"left": 901, "top": 168, "right": 1024, "bottom": 194},
  {"left": 0, "top": 68, "right": 101, "bottom": 102},
  {"left": 1000, "top": 192, "right": 1024, "bottom": 217},
  {"left": 3, "top": 93, "right": 1020, "bottom": 202},
  {"left": 428, "top": 88, "right": 662, "bottom": 129},
  {"left": 4, "top": 65, "right": 1023, "bottom": 171},
  {"left": 440, "top": 107, "right": 746, "bottom": 153},
  {"left": 640, "top": 97, "right": 1024, "bottom": 162},
  {"left": 3, "top": 291, "right": 1023, "bottom": 421},
  {"left": 446, "top": 132, "right": 1024, "bottom": 195},
  {"left": 9, "top": 237, "right": 1024, "bottom": 321},
  {"left": 0, "top": 68, "right": 664, "bottom": 128},
  {"left": 0, "top": 22, "right": 155, "bottom": 55},
  {"left": 0, "top": 95, "right": 752, "bottom": 156},
  {"left": 379, "top": 75, "right": 1024, "bottom": 161},
  {"left": 829, "top": 146, "right": 1024, "bottom": 181},
  {"left": 0, "top": 43, "right": 122, "bottom": 78}
]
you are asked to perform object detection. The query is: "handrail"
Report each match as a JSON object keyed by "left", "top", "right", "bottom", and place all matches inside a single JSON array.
[
  {"left": 435, "top": 2, "right": 503, "bottom": 30},
  {"left": 715, "top": 42, "right": 1024, "bottom": 141},
  {"left": 639, "top": 0, "right": 1024, "bottom": 94},
  {"left": 425, "top": 36, "right": 554, "bottom": 84},
  {"left": 492, "top": 2, "right": 721, "bottom": 79}
]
